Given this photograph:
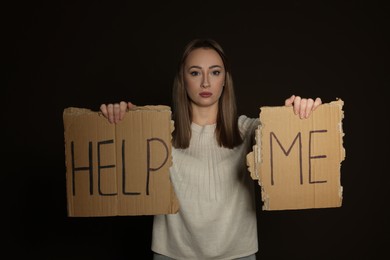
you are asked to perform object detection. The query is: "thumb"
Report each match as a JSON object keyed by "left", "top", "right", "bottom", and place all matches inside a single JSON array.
[{"left": 285, "top": 95, "right": 295, "bottom": 106}]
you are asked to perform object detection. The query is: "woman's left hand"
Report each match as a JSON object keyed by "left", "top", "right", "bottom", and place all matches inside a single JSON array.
[{"left": 285, "top": 95, "right": 322, "bottom": 119}]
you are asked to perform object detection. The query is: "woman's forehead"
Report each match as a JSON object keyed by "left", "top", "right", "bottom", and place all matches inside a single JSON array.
[{"left": 185, "top": 48, "right": 223, "bottom": 67}]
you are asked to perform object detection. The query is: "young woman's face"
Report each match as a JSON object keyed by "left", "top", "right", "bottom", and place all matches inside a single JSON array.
[{"left": 184, "top": 48, "right": 225, "bottom": 109}]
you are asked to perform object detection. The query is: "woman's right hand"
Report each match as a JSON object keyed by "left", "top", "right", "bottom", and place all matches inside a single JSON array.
[{"left": 100, "top": 101, "right": 136, "bottom": 124}]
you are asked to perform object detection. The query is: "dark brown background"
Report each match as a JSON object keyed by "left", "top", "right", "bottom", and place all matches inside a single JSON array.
[{"left": 5, "top": 1, "right": 389, "bottom": 259}]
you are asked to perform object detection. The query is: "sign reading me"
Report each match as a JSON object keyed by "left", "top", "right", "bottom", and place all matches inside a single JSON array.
[{"left": 247, "top": 99, "right": 345, "bottom": 210}]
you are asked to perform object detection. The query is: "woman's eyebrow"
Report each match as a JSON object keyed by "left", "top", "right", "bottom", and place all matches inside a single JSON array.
[
  {"left": 209, "top": 65, "right": 223, "bottom": 69},
  {"left": 188, "top": 65, "right": 223, "bottom": 70},
  {"left": 188, "top": 65, "right": 202, "bottom": 70}
]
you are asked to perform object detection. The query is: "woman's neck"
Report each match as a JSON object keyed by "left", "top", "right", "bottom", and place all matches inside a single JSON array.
[{"left": 191, "top": 104, "right": 218, "bottom": 126}]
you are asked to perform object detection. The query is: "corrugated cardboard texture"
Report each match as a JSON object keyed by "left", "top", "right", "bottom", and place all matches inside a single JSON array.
[
  {"left": 247, "top": 99, "right": 345, "bottom": 210},
  {"left": 63, "top": 106, "right": 179, "bottom": 217}
]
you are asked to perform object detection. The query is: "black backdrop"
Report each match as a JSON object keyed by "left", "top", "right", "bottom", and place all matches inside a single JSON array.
[{"left": 5, "top": 1, "right": 389, "bottom": 259}]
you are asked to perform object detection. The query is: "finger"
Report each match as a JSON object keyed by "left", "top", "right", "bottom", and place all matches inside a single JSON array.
[
  {"left": 299, "top": 98, "right": 307, "bottom": 119},
  {"left": 313, "top": 97, "right": 322, "bottom": 110},
  {"left": 293, "top": 96, "right": 301, "bottom": 115},
  {"left": 107, "top": 104, "right": 114, "bottom": 124},
  {"left": 128, "top": 102, "right": 136, "bottom": 110},
  {"left": 119, "top": 101, "right": 127, "bottom": 120},
  {"left": 305, "top": 98, "right": 314, "bottom": 118},
  {"left": 114, "top": 103, "right": 121, "bottom": 123},
  {"left": 100, "top": 104, "right": 108, "bottom": 118},
  {"left": 284, "top": 95, "right": 295, "bottom": 106}
]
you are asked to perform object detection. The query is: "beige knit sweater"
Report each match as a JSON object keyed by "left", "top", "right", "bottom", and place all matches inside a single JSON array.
[{"left": 152, "top": 115, "right": 260, "bottom": 260}]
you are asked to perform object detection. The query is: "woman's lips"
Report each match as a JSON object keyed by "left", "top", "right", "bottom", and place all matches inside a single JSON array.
[{"left": 199, "top": 92, "right": 212, "bottom": 98}]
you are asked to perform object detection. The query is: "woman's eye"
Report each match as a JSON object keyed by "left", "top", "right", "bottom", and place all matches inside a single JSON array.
[
  {"left": 212, "top": 70, "right": 220, "bottom": 76},
  {"left": 190, "top": 71, "right": 200, "bottom": 76}
]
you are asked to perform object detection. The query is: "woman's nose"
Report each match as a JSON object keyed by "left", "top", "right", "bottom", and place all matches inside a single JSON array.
[{"left": 202, "top": 75, "right": 210, "bottom": 88}]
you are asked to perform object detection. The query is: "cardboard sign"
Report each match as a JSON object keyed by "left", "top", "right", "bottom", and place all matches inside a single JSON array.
[
  {"left": 247, "top": 99, "right": 345, "bottom": 210},
  {"left": 63, "top": 106, "right": 179, "bottom": 217}
]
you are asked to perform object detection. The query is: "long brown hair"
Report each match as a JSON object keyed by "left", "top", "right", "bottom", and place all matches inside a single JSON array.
[{"left": 172, "top": 38, "right": 243, "bottom": 149}]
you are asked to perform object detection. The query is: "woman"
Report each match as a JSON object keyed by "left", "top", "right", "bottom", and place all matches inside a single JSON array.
[{"left": 100, "top": 38, "right": 322, "bottom": 260}]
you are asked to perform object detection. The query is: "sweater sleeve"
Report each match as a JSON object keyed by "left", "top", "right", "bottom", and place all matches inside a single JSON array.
[{"left": 238, "top": 115, "right": 260, "bottom": 146}]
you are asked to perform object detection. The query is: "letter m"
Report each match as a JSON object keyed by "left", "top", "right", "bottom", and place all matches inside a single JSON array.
[{"left": 270, "top": 132, "right": 302, "bottom": 185}]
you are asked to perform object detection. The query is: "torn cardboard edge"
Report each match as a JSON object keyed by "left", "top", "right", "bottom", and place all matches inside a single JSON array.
[
  {"left": 63, "top": 105, "right": 179, "bottom": 217},
  {"left": 247, "top": 99, "right": 345, "bottom": 211}
]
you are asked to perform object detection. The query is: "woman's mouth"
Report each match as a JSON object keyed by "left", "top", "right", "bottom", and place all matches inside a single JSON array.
[{"left": 199, "top": 92, "right": 212, "bottom": 98}]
